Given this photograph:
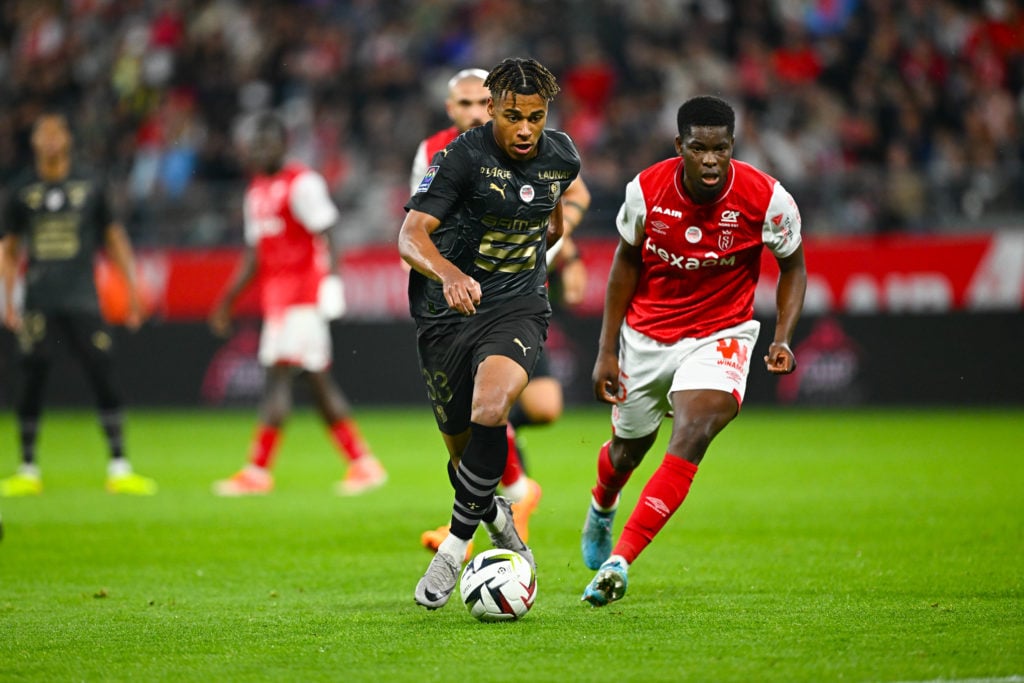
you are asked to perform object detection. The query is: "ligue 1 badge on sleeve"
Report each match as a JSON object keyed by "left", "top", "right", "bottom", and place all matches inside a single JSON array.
[{"left": 519, "top": 184, "right": 535, "bottom": 203}]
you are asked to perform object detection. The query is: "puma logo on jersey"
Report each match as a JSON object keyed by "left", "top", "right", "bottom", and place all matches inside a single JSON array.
[
  {"left": 490, "top": 182, "right": 507, "bottom": 199},
  {"left": 513, "top": 338, "right": 531, "bottom": 356}
]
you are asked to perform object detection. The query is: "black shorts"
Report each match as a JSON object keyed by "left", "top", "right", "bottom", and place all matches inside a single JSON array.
[
  {"left": 531, "top": 345, "right": 552, "bottom": 380},
  {"left": 415, "top": 297, "right": 549, "bottom": 435},
  {"left": 16, "top": 310, "right": 114, "bottom": 365}
]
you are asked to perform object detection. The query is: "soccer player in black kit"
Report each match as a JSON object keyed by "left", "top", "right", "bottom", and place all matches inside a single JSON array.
[
  {"left": 1, "top": 112, "right": 156, "bottom": 496},
  {"left": 399, "top": 58, "right": 581, "bottom": 609}
]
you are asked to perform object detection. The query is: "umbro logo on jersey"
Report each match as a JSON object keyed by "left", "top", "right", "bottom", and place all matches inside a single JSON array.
[
  {"left": 490, "top": 182, "right": 507, "bottom": 199},
  {"left": 652, "top": 205, "right": 682, "bottom": 219}
]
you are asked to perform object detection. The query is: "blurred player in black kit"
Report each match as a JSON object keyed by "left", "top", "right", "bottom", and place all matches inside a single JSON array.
[
  {"left": 1, "top": 112, "right": 156, "bottom": 497},
  {"left": 400, "top": 57, "right": 581, "bottom": 610}
]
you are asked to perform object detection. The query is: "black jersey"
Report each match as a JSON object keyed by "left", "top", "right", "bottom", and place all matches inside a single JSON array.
[
  {"left": 3, "top": 167, "right": 113, "bottom": 313},
  {"left": 405, "top": 122, "right": 580, "bottom": 321}
]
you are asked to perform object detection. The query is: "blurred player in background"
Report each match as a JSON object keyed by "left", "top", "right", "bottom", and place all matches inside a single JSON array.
[
  {"left": 400, "top": 57, "right": 581, "bottom": 610},
  {"left": 579, "top": 95, "right": 807, "bottom": 606},
  {"left": 1, "top": 112, "right": 156, "bottom": 496},
  {"left": 210, "top": 113, "right": 386, "bottom": 497},
  {"left": 411, "top": 67, "right": 591, "bottom": 556}
]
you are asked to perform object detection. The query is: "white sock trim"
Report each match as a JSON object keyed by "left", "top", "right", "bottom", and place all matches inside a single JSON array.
[
  {"left": 501, "top": 477, "right": 529, "bottom": 503},
  {"left": 591, "top": 494, "right": 619, "bottom": 514}
]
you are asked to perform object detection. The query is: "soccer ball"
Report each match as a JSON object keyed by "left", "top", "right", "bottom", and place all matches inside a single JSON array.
[{"left": 459, "top": 548, "right": 536, "bottom": 622}]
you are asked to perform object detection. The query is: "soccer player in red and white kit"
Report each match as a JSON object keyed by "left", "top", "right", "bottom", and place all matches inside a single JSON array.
[
  {"left": 411, "top": 68, "right": 591, "bottom": 554},
  {"left": 210, "top": 113, "right": 386, "bottom": 497},
  {"left": 580, "top": 95, "right": 806, "bottom": 606}
]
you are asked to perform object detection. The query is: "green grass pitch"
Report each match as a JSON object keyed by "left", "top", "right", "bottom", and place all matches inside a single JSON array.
[{"left": 0, "top": 406, "right": 1021, "bottom": 682}]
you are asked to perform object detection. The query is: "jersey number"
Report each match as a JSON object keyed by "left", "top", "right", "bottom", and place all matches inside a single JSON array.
[{"left": 474, "top": 228, "right": 539, "bottom": 273}]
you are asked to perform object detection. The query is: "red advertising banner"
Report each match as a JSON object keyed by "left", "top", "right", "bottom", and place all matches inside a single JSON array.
[{"left": 112, "top": 232, "right": 1024, "bottom": 322}]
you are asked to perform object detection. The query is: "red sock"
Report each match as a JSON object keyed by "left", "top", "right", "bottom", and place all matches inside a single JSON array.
[
  {"left": 330, "top": 418, "right": 370, "bottom": 462},
  {"left": 501, "top": 424, "right": 524, "bottom": 486},
  {"left": 615, "top": 454, "right": 698, "bottom": 564},
  {"left": 248, "top": 425, "right": 281, "bottom": 469},
  {"left": 591, "top": 440, "right": 632, "bottom": 510}
]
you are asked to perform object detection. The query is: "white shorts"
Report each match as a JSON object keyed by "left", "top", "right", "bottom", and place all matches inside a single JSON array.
[
  {"left": 611, "top": 319, "right": 761, "bottom": 439},
  {"left": 258, "top": 305, "right": 332, "bottom": 372}
]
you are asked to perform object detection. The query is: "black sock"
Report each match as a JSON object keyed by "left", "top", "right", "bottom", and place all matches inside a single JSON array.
[
  {"left": 18, "top": 416, "right": 39, "bottom": 467},
  {"left": 449, "top": 422, "right": 507, "bottom": 540},
  {"left": 99, "top": 409, "right": 125, "bottom": 461}
]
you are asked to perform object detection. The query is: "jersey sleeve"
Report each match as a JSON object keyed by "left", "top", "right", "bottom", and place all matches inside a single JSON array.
[
  {"left": 242, "top": 191, "right": 258, "bottom": 247},
  {"left": 409, "top": 140, "right": 428, "bottom": 196},
  {"left": 290, "top": 170, "right": 339, "bottom": 233},
  {"left": 615, "top": 175, "right": 647, "bottom": 246},
  {"left": 762, "top": 182, "right": 802, "bottom": 258},
  {"left": 404, "top": 142, "right": 471, "bottom": 220}
]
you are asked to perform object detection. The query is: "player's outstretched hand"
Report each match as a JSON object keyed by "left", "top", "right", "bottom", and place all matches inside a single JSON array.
[
  {"left": 764, "top": 342, "right": 797, "bottom": 375},
  {"left": 125, "top": 292, "right": 143, "bottom": 332},
  {"left": 3, "top": 307, "right": 22, "bottom": 332},
  {"left": 209, "top": 304, "right": 232, "bottom": 337},
  {"left": 593, "top": 350, "right": 622, "bottom": 404}
]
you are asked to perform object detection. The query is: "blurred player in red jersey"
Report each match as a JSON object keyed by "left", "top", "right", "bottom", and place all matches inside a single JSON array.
[
  {"left": 210, "top": 113, "right": 386, "bottom": 496},
  {"left": 580, "top": 95, "right": 807, "bottom": 606},
  {"left": 411, "top": 68, "right": 591, "bottom": 555}
]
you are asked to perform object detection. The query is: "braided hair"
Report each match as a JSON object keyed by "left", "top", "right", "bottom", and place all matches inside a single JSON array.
[
  {"left": 484, "top": 58, "right": 560, "bottom": 104},
  {"left": 676, "top": 95, "right": 736, "bottom": 137}
]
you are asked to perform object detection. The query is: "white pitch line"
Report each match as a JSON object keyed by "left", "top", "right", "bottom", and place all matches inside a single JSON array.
[{"left": 888, "top": 677, "right": 1024, "bottom": 683}]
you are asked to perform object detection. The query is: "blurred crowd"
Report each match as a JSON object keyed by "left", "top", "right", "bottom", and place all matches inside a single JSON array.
[{"left": 0, "top": 0, "right": 1022, "bottom": 247}]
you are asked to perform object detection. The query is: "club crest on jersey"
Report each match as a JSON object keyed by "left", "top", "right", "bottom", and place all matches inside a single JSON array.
[
  {"left": 519, "top": 184, "right": 535, "bottom": 203},
  {"left": 549, "top": 182, "right": 561, "bottom": 201},
  {"left": 415, "top": 165, "right": 439, "bottom": 194},
  {"left": 45, "top": 188, "right": 65, "bottom": 211},
  {"left": 685, "top": 226, "right": 702, "bottom": 243},
  {"left": 718, "top": 230, "right": 734, "bottom": 251}
]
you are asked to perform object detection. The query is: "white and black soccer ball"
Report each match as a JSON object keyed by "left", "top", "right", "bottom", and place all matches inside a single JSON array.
[{"left": 459, "top": 548, "right": 536, "bottom": 622}]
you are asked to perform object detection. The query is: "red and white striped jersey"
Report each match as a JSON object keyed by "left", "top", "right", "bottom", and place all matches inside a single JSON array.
[
  {"left": 617, "top": 158, "right": 802, "bottom": 342},
  {"left": 409, "top": 126, "right": 459, "bottom": 195},
  {"left": 243, "top": 162, "right": 338, "bottom": 316}
]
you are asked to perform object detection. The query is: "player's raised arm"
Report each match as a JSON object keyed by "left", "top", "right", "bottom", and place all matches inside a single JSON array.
[
  {"left": 103, "top": 223, "right": 142, "bottom": 331},
  {"left": 593, "top": 237, "right": 643, "bottom": 404},
  {"left": 209, "top": 245, "right": 257, "bottom": 337},
  {"left": 1, "top": 233, "right": 21, "bottom": 331},
  {"left": 764, "top": 243, "right": 807, "bottom": 374},
  {"left": 398, "top": 208, "right": 481, "bottom": 315}
]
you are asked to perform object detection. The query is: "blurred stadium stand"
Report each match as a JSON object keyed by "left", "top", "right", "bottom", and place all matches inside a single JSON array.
[
  {"left": 1, "top": 0, "right": 1022, "bottom": 408},
  {"left": 0, "top": 0, "right": 1021, "bottom": 246}
]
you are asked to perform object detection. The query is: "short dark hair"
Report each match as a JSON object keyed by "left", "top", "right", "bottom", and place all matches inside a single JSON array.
[
  {"left": 676, "top": 96, "right": 735, "bottom": 137},
  {"left": 252, "top": 111, "right": 287, "bottom": 141},
  {"left": 484, "top": 58, "right": 560, "bottom": 103}
]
